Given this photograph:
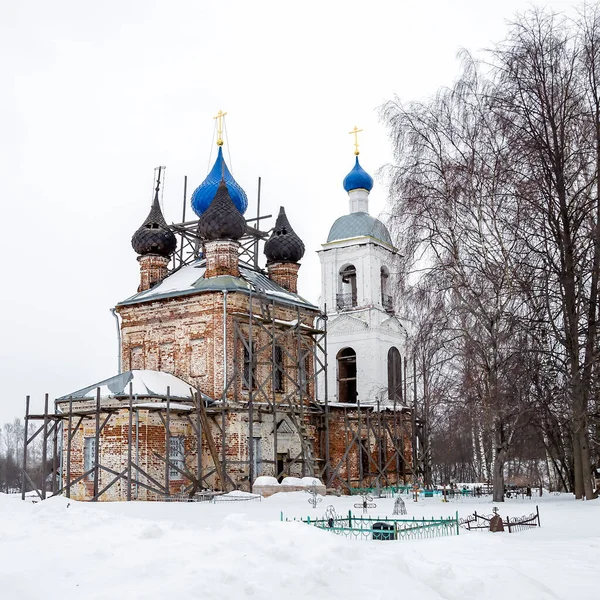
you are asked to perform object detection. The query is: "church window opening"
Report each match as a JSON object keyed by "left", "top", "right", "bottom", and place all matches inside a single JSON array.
[
  {"left": 359, "top": 438, "right": 369, "bottom": 479},
  {"left": 274, "top": 345, "right": 284, "bottom": 392},
  {"left": 381, "top": 266, "right": 392, "bottom": 313},
  {"left": 169, "top": 436, "right": 184, "bottom": 479},
  {"left": 299, "top": 348, "right": 310, "bottom": 394},
  {"left": 337, "top": 347, "right": 357, "bottom": 403},
  {"left": 337, "top": 265, "right": 357, "bottom": 310},
  {"left": 387, "top": 347, "right": 402, "bottom": 403},
  {"left": 252, "top": 437, "right": 262, "bottom": 478},
  {"left": 84, "top": 437, "right": 96, "bottom": 480},
  {"left": 379, "top": 437, "right": 387, "bottom": 470},
  {"left": 243, "top": 340, "right": 257, "bottom": 390}
]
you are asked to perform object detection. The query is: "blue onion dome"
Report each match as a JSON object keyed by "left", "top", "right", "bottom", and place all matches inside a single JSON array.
[
  {"left": 264, "top": 207, "right": 305, "bottom": 264},
  {"left": 343, "top": 156, "right": 374, "bottom": 193},
  {"left": 131, "top": 191, "right": 177, "bottom": 257},
  {"left": 198, "top": 179, "right": 246, "bottom": 240},
  {"left": 191, "top": 147, "right": 248, "bottom": 217}
]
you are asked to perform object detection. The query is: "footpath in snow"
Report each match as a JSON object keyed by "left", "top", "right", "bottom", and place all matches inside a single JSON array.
[{"left": 0, "top": 491, "right": 597, "bottom": 599}]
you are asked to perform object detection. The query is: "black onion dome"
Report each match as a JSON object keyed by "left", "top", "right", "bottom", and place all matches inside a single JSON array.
[
  {"left": 264, "top": 206, "right": 305, "bottom": 263},
  {"left": 198, "top": 179, "right": 246, "bottom": 240},
  {"left": 131, "top": 192, "right": 177, "bottom": 257}
]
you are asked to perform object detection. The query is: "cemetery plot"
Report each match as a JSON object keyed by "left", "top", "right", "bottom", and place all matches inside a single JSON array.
[
  {"left": 459, "top": 506, "right": 541, "bottom": 533},
  {"left": 282, "top": 509, "right": 460, "bottom": 541}
]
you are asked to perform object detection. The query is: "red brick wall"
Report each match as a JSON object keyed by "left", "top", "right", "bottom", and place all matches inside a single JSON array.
[
  {"left": 314, "top": 408, "right": 413, "bottom": 490},
  {"left": 116, "top": 291, "right": 317, "bottom": 403}
]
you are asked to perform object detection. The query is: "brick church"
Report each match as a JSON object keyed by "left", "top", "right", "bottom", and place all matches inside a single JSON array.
[{"left": 52, "top": 120, "right": 413, "bottom": 501}]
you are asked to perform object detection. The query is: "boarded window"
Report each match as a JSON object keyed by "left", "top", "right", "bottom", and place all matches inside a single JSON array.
[{"left": 169, "top": 436, "right": 184, "bottom": 479}]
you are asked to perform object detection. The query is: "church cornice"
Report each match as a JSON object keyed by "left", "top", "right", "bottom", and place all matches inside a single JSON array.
[{"left": 318, "top": 235, "right": 397, "bottom": 253}]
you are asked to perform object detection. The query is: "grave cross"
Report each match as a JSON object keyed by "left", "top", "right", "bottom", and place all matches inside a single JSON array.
[
  {"left": 353, "top": 493, "right": 377, "bottom": 514},
  {"left": 306, "top": 480, "right": 322, "bottom": 509},
  {"left": 412, "top": 483, "right": 420, "bottom": 503}
]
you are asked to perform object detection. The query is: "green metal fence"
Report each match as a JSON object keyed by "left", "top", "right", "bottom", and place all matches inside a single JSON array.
[
  {"left": 281, "top": 510, "right": 460, "bottom": 541},
  {"left": 349, "top": 485, "right": 412, "bottom": 496}
]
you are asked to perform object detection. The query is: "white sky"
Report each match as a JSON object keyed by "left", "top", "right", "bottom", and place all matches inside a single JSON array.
[{"left": 0, "top": 0, "right": 578, "bottom": 424}]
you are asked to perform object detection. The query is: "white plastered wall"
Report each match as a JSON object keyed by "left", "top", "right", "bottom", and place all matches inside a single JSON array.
[{"left": 317, "top": 237, "right": 407, "bottom": 405}]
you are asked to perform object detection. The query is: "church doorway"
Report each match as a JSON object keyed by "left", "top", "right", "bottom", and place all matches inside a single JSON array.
[
  {"left": 337, "top": 347, "right": 357, "bottom": 403},
  {"left": 276, "top": 453, "right": 287, "bottom": 482}
]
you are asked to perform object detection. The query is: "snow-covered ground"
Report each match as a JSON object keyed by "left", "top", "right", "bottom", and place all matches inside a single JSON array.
[{"left": 0, "top": 491, "right": 597, "bottom": 599}]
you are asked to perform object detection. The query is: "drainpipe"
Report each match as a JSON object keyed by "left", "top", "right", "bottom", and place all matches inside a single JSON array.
[
  {"left": 109, "top": 308, "right": 122, "bottom": 373},
  {"left": 135, "top": 395, "right": 139, "bottom": 499},
  {"left": 223, "top": 291, "right": 228, "bottom": 395}
]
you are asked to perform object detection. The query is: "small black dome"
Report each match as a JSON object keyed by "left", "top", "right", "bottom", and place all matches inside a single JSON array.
[
  {"left": 198, "top": 179, "right": 246, "bottom": 241},
  {"left": 131, "top": 193, "right": 177, "bottom": 257},
  {"left": 264, "top": 207, "right": 305, "bottom": 264}
]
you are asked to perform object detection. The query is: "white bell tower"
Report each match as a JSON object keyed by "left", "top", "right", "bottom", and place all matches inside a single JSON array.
[{"left": 318, "top": 136, "right": 407, "bottom": 406}]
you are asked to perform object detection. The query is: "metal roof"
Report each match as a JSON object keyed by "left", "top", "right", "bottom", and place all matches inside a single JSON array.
[
  {"left": 326, "top": 212, "right": 393, "bottom": 246},
  {"left": 117, "top": 259, "right": 318, "bottom": 310},
  {"left": 55, "top": 370, "right": 210, "bottom": 403}
]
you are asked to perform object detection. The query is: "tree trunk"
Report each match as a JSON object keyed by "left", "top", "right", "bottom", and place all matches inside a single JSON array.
[
  {"left": 493, "top": 420, "right": 506, "bottom": 502},
  {"left": 492, "top": 449, "right": 505, "bottom": 502}
]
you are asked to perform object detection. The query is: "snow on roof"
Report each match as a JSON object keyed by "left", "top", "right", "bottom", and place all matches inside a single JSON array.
[
  {"left": 55, "top": 370, "right": 200, "bottom": 402},
  {"left": 117, "top": 259, "right": 317, "bottom": 310},
  {"left": 132, "top": 402, "right": 193, "bottom": 411},
  {"left": 327, "top": 401, "right": 409, "bottom": 411}
]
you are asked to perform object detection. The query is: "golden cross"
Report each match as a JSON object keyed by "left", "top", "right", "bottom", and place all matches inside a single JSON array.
[
  {"left": 214, "top": 110, "right": 227, "bottom": 146},
  {"left": 349, "top": 126, "right": 363, "bottom": 156}
]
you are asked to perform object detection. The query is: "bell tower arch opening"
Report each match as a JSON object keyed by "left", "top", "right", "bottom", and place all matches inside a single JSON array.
[
  {"left": 338, "top": 264, "right": 357, "bottom": 310},
  {"left": 337, "top": 347, "right": 357, "bottom": 403},
  {"left": 387, "top": 347, "right": 402, "bottom": 403},
  {"left": 381, "top": 266, "right": 393, "bottom": 313}
]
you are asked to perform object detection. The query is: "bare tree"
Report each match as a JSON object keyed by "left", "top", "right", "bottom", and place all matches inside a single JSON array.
[{"left": 382, "top": 54, "right": 535, "bottom": 501}]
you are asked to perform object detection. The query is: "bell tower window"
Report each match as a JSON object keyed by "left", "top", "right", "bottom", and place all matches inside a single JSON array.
[
  {"left": 381, "top": 266, "right": 393, "bottom": 313},
  {"left": 337, "top": 265, "right": 357, "bottom": 311},
  {"left": 337, "top": 347, "right": 357, "bottom": 403},
  {"left": 387, "top": 347, "right": 402, "bottom": 403}
]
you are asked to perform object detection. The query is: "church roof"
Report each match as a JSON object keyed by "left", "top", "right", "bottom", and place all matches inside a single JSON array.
[
  {"left": 116, "top": 259, "right": 318, "bottom": 310},
  {"left": 264, "top": 207, "right": 305, "bottom": 264},
  {"left": 326, "top": 212, "right": 393, "bottom": 246},
  {"left": 131, "top": 171, "right": 177, "bottom": 257},
  {"left": 198, "top": 179, "right": 246, "bottom": 240},
  {"left": 55, "top": 370, "right": 207, "bottom": 402}
]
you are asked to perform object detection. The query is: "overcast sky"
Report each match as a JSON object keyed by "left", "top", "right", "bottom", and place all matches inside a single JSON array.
[{"left": 0, "top": 0, "right": 578, "bottom": 424}]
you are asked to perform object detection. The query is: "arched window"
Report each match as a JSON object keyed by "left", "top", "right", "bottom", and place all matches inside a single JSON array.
[
  {"left": 381, "top": 266, "right": 392, "bottom": 313},
  {"left": 337, "top": 265, "right": 357, "bottom": 310},
  {"left": 337, "top": 347, "right": 357, "bottom": 403},
  {"left": 387, "top": 347, "right": 402, "bottom": 403}
]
